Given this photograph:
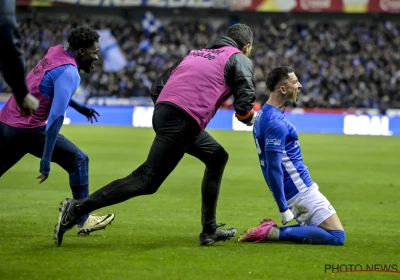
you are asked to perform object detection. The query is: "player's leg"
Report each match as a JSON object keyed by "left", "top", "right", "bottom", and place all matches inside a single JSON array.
[
  {"left": 185, "top": 131, "right": 236, "bottom": 245},
  {"left": 73, "top": 103, "right": 196, "bottom": 211},
  {"left": 239, "top": 220, "right": 345, "bottom": 245},
  {"left": 318, "top": 214, "right": 344, "bottom": 231},
  {"left": 280, "top": 185, "right": 345, "bottom": 245},
  {"left": 28, "top": 131, "right": 114, "bottom": 235},
  {"left": 28, "top": 130, "right": 89, "bottom": 224},
  {"left": 239, "top": 185, "right": 345, "bottom": 245},
  {"left": 0, "top": 122, "right": 29, "bottom": 177},
  {"left": 272, "top": 225, "right": 346, "bottom": 246},
  {"left": 186, "top": 131, "right": 229, "bottom": 234},
  {"left": 54, "top": 103, "right": 200, "bottom": 246}
]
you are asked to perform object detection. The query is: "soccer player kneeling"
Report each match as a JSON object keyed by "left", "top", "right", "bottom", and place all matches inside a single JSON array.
[{"left": 239, "top": 66, "right": 345, "bottom": 246}]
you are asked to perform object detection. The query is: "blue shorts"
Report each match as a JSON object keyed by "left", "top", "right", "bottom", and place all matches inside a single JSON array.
[{"left": 0, "top": 121, "right": 80, "bottom": 176}]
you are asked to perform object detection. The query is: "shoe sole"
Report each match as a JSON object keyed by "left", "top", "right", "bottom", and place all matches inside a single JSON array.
[
  {"left": 76, "top": 214, "right": 116, "bottom": 236},
  {"left": 54, "top": 200, "right": 73, "bottom": 247},
  {"left": 54, "top": 200, "right": 67, "bottom": 247}
]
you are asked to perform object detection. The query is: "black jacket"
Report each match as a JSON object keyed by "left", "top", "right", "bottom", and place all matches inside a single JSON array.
[
  {"left": 150, "top": 36, "right": 256, "bottom": 124},
  {"left": 0, "top": 0, "right": 28, "bottom": 103}
]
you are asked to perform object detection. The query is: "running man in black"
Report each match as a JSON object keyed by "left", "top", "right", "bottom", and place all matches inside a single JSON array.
[{"left": 54, "top": 23, "right": 256, "bottom": 247}]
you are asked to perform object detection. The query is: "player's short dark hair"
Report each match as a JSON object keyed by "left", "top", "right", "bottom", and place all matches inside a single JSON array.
[
  {"left": 225, "top": 23, "right": 253, "bottom": 49},
  {"left": 266, "top": 66, "right": 294, "bottom": 92},
  {"left": 67, "top": 27, "right": 100, "bottom": 50}
]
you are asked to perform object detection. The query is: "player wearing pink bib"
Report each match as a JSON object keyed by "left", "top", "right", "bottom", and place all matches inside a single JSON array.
[
  {"left": 0, "top": 27, "right": 114, "bottom": 236},
  {"left": 55, "top": 23, "right": 256, "bottom": 247}
]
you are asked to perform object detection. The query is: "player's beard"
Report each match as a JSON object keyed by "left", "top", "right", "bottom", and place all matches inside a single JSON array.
[
  {"left": 83, "top": 60, "right": 92, "bottom": 73},
  {"left": 293, "top": 96, "right": 298, "bottom": 107},
  {"left": 78, "top": 53, "right": 92, "bottom": 73},
  {"left": 279, "top": 91, "right": 299, "bottom": 111},
  {"left": 286, "top": 91, "right": 298, "bottom": 108},
  {"left": 292, "top": 91, "right": 299, "bottom": 107}
]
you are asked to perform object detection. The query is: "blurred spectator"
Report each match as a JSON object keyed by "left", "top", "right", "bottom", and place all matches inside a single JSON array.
[{"left": 1, "top": 15, "right": 400, "bottom": 109}]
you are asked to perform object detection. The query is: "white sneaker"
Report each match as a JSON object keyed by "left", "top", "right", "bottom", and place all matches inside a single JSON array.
[{"left": 76, "top": 214, "right": 115, "bottom": 236}]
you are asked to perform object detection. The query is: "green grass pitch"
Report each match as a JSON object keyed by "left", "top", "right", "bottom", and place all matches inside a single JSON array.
[{"left": 0, "top": 126, "right": 399, "bottom": 280}]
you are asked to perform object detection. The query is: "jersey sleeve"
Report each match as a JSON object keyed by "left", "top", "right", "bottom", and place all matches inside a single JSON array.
[
  {"left": 40, "top": 66, "right": 80, "bottom": 174},
  {"left": 228, "top": 54, "right": 256, "bottom": 124},
  {"left": 39, "top": 65, "right": 68, "bottom": 98},
  {"left": 263, "top": 119, "right": 288, "bottom": 153},
  {"left": 46, "top": 66, "right": 80, "bottom": 130},
  {"left": 261, "top": 119, "right": 289, "bottom": 212},
  {"left": 264, "top": 150, "right": 288, "bottom": 212}
]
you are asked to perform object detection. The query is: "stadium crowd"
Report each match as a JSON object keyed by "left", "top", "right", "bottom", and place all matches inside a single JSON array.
[{"left": 1, "top": 14, "right": 400, "bottom": 109}]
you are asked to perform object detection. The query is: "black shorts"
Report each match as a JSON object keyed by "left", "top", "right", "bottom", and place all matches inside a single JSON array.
[
  {"left": 134, "top": 102, "right": 225, "bottom": 190},
  {"left": 152, "top": 102, "right": 225, "bottom": 161},
  {"left": 0, "top": 121, "right": 80, "bottom": 176}
]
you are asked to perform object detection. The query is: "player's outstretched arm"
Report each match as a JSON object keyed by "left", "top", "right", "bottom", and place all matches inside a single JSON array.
[
  {"left": 69, "top": 99, "right": 99, "bottom": 123},
  {"left": 150, "top": 59, "right": 182, "bottom": 104},
  {"left": 227, "top": 53, "right": 256, "bottom": 125},
  {"left": 263, "top": 119, "right": 294, "bottom": 224},
  {"left": 38, "top": 67, "right": 80, "bottom": 183}
]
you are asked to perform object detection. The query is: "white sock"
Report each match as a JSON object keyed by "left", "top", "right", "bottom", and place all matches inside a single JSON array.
[{"left": 268, "top": 227, "right": 280, "bottom": 240}]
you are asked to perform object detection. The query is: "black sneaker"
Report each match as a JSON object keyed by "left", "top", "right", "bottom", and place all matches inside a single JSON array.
[
  {"left": 54, "top": 198, "right": 78, "bottom": 246},
  {"left": 199, "top": 224, "right": 237, "bottom": 246}
]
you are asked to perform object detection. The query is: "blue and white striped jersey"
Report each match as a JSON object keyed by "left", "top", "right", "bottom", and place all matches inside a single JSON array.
[{"left": 252, "top": 104, "right": 314, "bottom": 211}]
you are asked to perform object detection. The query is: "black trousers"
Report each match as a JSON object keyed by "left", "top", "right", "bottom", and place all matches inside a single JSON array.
[
  {"left": 77, "top": 102, "right": 229, "bottom": 233},
  {"left": 0, "top": 121, "right": 80, "bottom": 177}
]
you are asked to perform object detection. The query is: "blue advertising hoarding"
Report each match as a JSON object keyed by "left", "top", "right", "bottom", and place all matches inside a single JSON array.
[{"left": 0, "top": 102, "right": 398, "bottom": 136}]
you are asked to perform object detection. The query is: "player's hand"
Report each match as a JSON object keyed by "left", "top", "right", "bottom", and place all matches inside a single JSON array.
[
  {"left": 18, "top": 95, "right": 39, "bottom": 116},
  {"left": 280, "top": 209, "right": 295, "bottom": 225},
  {"left": 38, "top": 159, "right": 50, "bottom": 183},
  {"left": 85, "top": 108, "right": 100, "bottom": 123}
]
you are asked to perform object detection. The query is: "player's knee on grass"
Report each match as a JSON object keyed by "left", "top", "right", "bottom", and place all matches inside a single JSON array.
[
  {"left": 327, "top": 230, "right": 346, "bottom": 246},
  {"left": 279, "top": 225, "right": 346, "bottom": 246}
]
